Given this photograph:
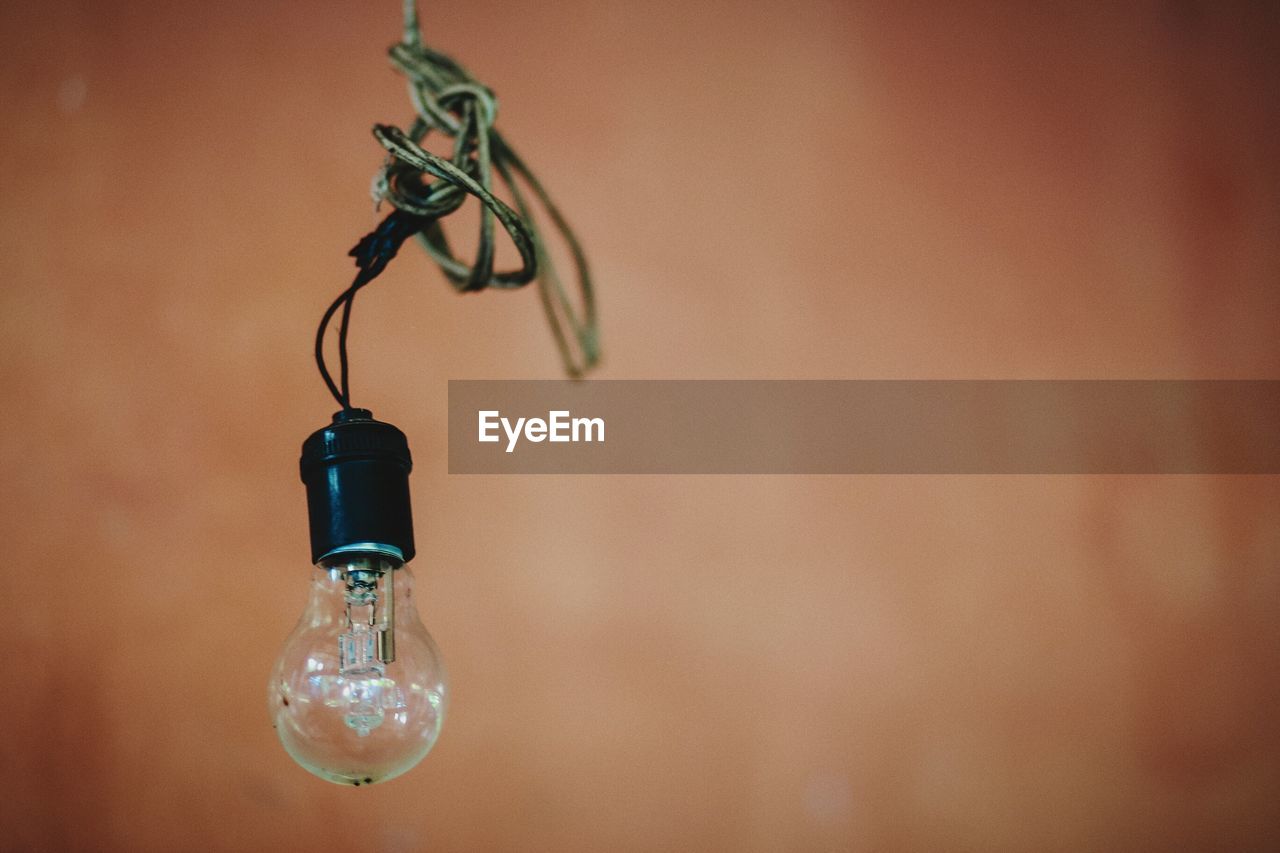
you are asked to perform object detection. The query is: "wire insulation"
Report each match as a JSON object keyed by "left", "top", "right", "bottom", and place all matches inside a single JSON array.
[{"left": 315, "top": 1, "right": 600, "bottom": 410}]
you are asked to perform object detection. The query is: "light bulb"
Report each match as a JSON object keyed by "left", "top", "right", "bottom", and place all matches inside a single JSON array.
[
  {"left": 269, "top": 551, "right": 447, "bottom": 786},
  {"left": 273, "top": 408, "right": 446, "bottom": 785}
]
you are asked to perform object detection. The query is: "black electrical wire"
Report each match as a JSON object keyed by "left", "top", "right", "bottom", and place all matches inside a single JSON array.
[{"left": 315, "top": 209, "right": 430, "bottom": 410}]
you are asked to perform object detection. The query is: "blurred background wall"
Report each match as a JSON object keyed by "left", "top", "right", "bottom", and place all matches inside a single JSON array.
[{"left": 1, "top": 0, "right": 1277, "bottom": 850}]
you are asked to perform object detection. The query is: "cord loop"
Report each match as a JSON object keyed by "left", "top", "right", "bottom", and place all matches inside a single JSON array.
[{"left": 315, "top": 1, "right": 601, "bottom": 411}]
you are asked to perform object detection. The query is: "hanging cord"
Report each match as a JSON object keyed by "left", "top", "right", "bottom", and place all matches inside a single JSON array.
[{"left": 315, "top": 0, "right": 600, "bottom": 410}]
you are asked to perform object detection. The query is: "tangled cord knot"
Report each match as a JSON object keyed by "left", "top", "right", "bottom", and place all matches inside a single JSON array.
[{"left": 317, "top": 0, "right": 600, "bottom": 409}]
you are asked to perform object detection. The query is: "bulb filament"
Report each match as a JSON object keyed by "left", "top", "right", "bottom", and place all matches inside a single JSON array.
[{"left": 336, "top": 560, "right": 399, "bottom": 735}]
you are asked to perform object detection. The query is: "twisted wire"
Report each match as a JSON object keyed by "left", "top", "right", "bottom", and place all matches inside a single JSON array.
[{"left": 316, "top": 0, "right": 600, "bottom": 410}]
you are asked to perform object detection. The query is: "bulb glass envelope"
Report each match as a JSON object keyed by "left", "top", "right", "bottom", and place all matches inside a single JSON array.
[{"left": 269, "top": 554, "right": 447, "bottom": 786}]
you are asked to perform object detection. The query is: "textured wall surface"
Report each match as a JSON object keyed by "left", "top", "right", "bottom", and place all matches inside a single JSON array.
[{"left": 1, "top": 1, "right": 1278, "bottom": 850}]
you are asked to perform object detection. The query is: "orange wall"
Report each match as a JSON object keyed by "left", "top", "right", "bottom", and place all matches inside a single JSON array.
[{"left": 2, "top": 1, "right": 1278, "bottom": 850}]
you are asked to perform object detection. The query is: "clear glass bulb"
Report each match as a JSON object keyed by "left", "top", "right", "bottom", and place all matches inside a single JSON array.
[{"left": 268, "top": 554, "right": 447, "bottom": 786}]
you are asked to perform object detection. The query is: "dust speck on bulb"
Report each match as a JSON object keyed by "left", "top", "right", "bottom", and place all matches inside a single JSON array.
[{"left": 269, "top": 554, "right": 447, "bottom": 785}]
